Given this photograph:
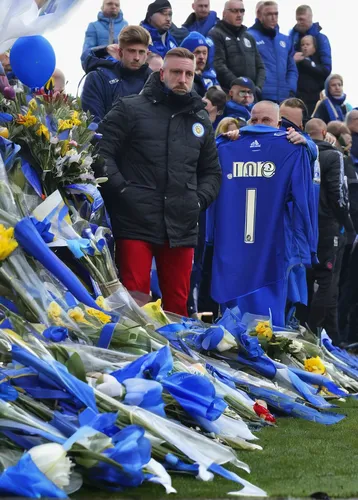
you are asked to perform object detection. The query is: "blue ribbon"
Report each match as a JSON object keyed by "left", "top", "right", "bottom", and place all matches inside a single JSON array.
[
  {"left": 30, "top": 216, "right": 55, "bottom": 243},
  {"left": 97, "top": 323, "right": 117, "bottom": 349}
]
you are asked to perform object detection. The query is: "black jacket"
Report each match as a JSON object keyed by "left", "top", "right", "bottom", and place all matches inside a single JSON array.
[
  {"left": 315, "top": 140, "right": 351, "bottom": 235},
  {"left": 208, "top": 21, "right": 265, "bottom": 91},
  {"left": 98, "top": 72, "right": 221, "bottom": 247},
  {"left": 297, "top": 53, "right": 330, "bottom": 102}
]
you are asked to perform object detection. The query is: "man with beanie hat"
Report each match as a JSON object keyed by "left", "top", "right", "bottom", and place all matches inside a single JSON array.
[
  {"left": 208, "top": 0, "right": 265, "bottom": 93},
  {"left": 223, "top": 77, "right": 255, "bottom": 122},
  {"left": 140, "top": 0, "right": 178, "bottom": 57},
  {"left": 181, "top": 31, "right": 219, "bottom": 96},
  {"left": 183, "top": 0, "right": 219, "bottom": 37}
]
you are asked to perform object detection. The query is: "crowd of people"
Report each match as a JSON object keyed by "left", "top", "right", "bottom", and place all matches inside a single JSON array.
[{"left": 2, "top": 0, "right": 357, "bottom": 346}]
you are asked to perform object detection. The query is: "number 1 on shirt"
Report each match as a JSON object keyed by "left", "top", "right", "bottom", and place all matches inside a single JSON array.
[{"left": 245, "top": 188, "right": 257, "bottom": 244}]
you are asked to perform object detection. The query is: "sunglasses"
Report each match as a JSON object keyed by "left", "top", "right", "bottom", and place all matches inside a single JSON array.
[{"left": 226, "top": 8, "right": 245, "bottom": 14}]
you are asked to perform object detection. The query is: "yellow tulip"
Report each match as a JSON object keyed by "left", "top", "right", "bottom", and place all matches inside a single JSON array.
[
  {"left": 36, "top": 124, "right": 50, "bottom": 141},
  {"left": 0, "top": 224, "right": 18, "bottom": 261},
  {"left": 28, "top": 98, "right": 38, "bottom": 111},
  {"left": 47, "top": 301, "right": 64, "bottom": 326},
  {"left": 142, "top": 299, "right": 171, "bottom": 326},
  {"left": 68, "top": 307, "right": 92, "bottom": 325},
  {"left": 0, "top": 127, "right": 9, "bottom": 138},
  {"left": 304, "top": 356, "right": 326, "bottom": 375}
]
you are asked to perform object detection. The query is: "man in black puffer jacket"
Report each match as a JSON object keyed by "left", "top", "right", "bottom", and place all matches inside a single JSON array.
[
  {"left": 208, "top": 0, "right": 265, "bottom": 92},
  {"left": 303, "top": 118, "right": 353, "bottom": 340},
  {"left": 98, "top": 47, "right": 221, "bottom": 317}
]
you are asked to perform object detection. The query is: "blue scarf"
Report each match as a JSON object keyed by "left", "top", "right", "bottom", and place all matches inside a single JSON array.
[{"left": 323, "top": 93, "right": 347, "bottom": 122}]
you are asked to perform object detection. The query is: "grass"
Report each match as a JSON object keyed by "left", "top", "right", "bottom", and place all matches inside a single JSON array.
[{"left": 73, "top": 399, "right": 358, "bottom": 499}]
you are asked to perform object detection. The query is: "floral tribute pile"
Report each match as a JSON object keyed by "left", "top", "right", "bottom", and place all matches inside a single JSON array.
[{"left": 0, "top": 89, "right": 357, "bottom": 499}]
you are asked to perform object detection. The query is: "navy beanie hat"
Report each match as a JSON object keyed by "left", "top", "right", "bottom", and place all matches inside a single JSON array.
[{"left": 145, "top": 0, "right": 172, "bottom": 22}]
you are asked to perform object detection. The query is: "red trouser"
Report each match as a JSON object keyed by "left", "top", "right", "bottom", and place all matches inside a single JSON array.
[{"left": 116, "top": 239, "right": 194, "bottom": 317}]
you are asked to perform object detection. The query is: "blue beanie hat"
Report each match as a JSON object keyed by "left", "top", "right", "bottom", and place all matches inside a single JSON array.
[{"left": 180, "top": 31, "right": 209, "bottom": 52}]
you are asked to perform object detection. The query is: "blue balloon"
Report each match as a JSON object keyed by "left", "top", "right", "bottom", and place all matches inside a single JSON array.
[{"left": 10, "top": 35, "right": 56, "bottom": 88}]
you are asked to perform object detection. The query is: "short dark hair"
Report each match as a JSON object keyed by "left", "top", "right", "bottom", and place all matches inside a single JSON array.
[
  {"left": 164, "top": 47, "right": 195, "bottom": 62},
  {"left": 296, "top": 4, "right": 312, "bottom": 15},
  {"left": 205, "top": 86, "right": 227, "bottom": 113},
  {"left": 119, "top": 25, "right": 151, "bottom": 48},
  {"left": 281, "top": 97, "right": 308, "bottom": 114}
]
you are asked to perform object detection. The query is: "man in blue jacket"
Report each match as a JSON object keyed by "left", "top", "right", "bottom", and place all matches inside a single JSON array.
[
  {"left": 224, "top": 77, "right": 255, "bottom": 123},
  {"left": 290, "top": 5, "right": 332, "bottom": 74},
  {"left": 180, "top": 31, "right": 219, "bottom": 96},
  {"left": 182, "top": 0, "right": 219, "bottom": 36},
  {"left": 82, "top": 0, "right": 128, "bottom": 53},
  {"left": 248, "top": 1, "right": 298, "bottom": 103},
  {"left": 81, "top": 25, "right": 152, "bottom": 122},
  {"left": 140, "top": 0, "right": 178, "bottom": 58}
]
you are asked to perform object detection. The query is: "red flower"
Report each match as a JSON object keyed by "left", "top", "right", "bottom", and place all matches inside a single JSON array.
[{"left": 253, "top": 402, "right": 276, "bottom": 423}]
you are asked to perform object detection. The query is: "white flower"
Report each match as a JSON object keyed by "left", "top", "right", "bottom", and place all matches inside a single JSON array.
[
  {"left": 217, "top": 329, "right": 237, "bottom": 352},
  {"left": 96, "top": 373, "right": 124, "bottom": 398},
  {"left": 28, "top": 443, "right": 73, "bottom": 489},
  {"left": 290, "top": 340, "right": 304, "bottom": 354},
  {"left": 50, "top": 137, "right": 59, "bottom": 145},
  {"left": 145, "top": 458, "right": 177, "bottom": 494}
]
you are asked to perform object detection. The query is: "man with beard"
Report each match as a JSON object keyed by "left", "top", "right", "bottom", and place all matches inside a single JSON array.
[
  {"left": 181, "top": 31, "right": 219, "bottom": 96},
  {"left": 98, "top": 48, "right": 221, "bottom": 316}
]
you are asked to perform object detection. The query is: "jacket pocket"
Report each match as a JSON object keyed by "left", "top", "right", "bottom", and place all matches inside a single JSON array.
[{"left": 186, "top": 181, "right": 197, "bottom": 190}]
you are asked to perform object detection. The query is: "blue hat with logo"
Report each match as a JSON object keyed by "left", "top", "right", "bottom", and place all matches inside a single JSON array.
[
  {"left": 230, "top": 77, "right": 255, "bottom": 92},
  {"left": 180, "top": 31, "right": 210, "bottom": 52}
]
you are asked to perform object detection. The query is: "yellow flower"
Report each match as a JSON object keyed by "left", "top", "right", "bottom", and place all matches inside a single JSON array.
[
  {"left": 86, "top": 307, "right": 111, "bottom": 324},
  {"left": 255, "top": 321, "right": 270, "bottom": 334},
  {"left": 71, "top": 110, "right": 82, "bottom": 127},
  {"left": 0, "top": 225, "right": 18, "bottom": 261},
  {"left": 0, "top": 127, "right": 9, "bottom": 138},
  {"left": 95, "top": 295, "right": 110, "bottom": 311},
  {"left": 304, "top": 356, "right": 326, "bottom": 375},
  {"left": 142, "top": 299, "right": 171, "bottom": 326},
  {"left": 259, "top": 328, "right": 273, "bottom": 341},
  {"left": 58, "top": 119, "right": 74, "bottom": 132},
  {"left": 68, "top": 307, "right": 93, "bottom": 325},
  {"left": 28, "top": 98, "right": 38, "bottom": 111},
  {"left": 16, "top": 112, "right": 37, "bottom": 127},
  {"left": 48, "top": 301, "right": 65, "bottom": 326},
  {"left": 36, "top": 124, "right": 50, "bottom": 141}
]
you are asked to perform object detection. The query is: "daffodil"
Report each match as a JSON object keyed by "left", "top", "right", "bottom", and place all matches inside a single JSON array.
[
  {"left": 0, "top": 127, "right": 9, "bottom": 138},
  {"left": 95, "top": 295, "right": 110, "bottom": 310},
  {"left": 0, "top": 225, "right": 18, "bottom": 261},
  {"left": 142, "top": 299, "right": 171, "bottom": 326},
  {"left": 16, "top": 112, "right": 37, "bottom": 127},
  {"left": 36, "top": 124, "right": 50, "bottom": 141},
  {"left": 304, "top": 356, "right": 326, "bottom": 375},
  {"left": 28, "top": 443, "right": 73, "bottom": 489},
  {"left": 86, "top": 307, "right": 111, "bottom": 324},
  {"left": 255, "top": 321, "right": 273, "bottom": 341}
]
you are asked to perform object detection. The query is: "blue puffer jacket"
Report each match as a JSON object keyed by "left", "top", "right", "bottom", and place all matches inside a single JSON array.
[
  {"left": 82, "top": 11, "right": 128, "bottom": 53},
  {"left": 81, "top": 47, "right": 152, "bottom": 122},
  {"left": 182, "top": 11, "right": 219, "bottom": 36},
  {"left": 289, "top": 22, "right": 332, "bottom": 73},
  {"left": 248, "top": 21, "right": 298, "bottom": 102},
  {"left": 140, "top": 21, "right": 177, "bottom": 57}
]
